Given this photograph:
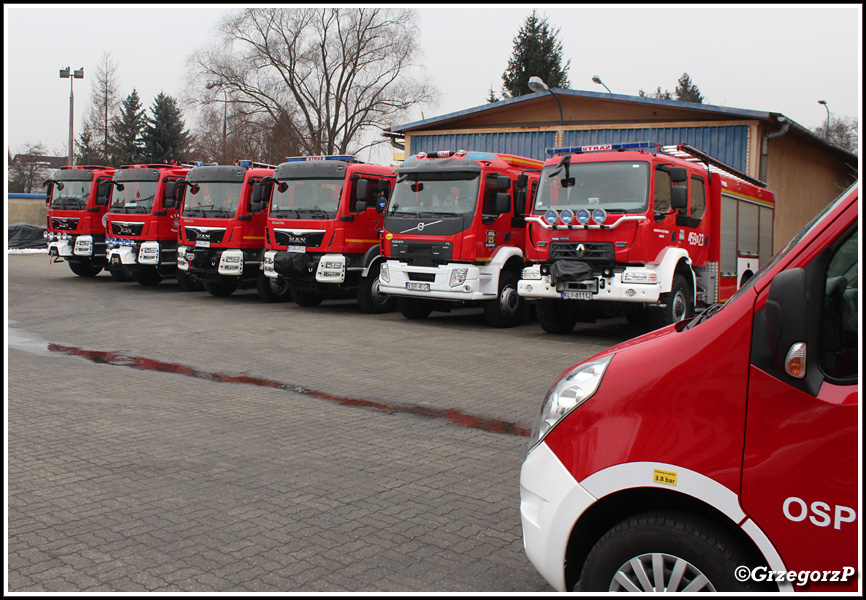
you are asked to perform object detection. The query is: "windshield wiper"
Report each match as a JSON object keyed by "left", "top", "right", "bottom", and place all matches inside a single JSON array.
[
  {"left": 299, "top": 208, "right": 330, "bottom": 219},
  {"left": 272, "top": 208, "right": 300, "bottom": 218},
  {"left": 686, "top": 302, "right": 724, "bottom": 329}
]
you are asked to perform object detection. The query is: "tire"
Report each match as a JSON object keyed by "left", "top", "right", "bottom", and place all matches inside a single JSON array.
[
  {"left": 536, "top": 298, "right": 579, "bottom": 334},
  {"left": 357, "top": 262, "right": 395, "bottom": 314},
  {"left": 396, "top": 297, "right": 434, "bottom": 320},
  {"left": 648, "top": 273, "right": 693, "bottom": 330},
  {"left": 257, "top": 271, "right": 291, "bottom": 303},
  {"left": 176, "top": 270, "right": 204, "bottom": 292},
  {"left": 289, "top": 286, "right": 325, "bottom": 307},
  {"left": 67, "top": 261, "right": 102, "bottom": 277},
  {"left": 576, "top": 511, "right": 771, "bottom": 592},
  {"left": 132, "top": 267, "right": 163, "bottom": 286},
  {"left": 483, "top": 270, "right": 524, "bottom": 328},
  {"left": 203, "top": 279, "right": 238, "bottom": 297}
]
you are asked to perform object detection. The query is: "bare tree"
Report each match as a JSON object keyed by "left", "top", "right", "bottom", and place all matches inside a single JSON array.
[
  {"left": 187, "top": 8, "right": 436, "bottom": 157},
  {"left": 82, "top": 51, "right": 122, "bottom": 163},
  {"left": 813, "top": 115, "right": 858, "bottom": 155},
  {"left": 8, "top": 143, "right": 50, "bottom": 193}
]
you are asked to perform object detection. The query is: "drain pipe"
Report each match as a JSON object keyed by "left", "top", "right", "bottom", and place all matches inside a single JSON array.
[{"left": 760, "top": 116, "right": 790, "bottom": 182}]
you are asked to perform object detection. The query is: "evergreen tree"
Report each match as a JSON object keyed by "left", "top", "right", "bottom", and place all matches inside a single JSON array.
[
  {"left": 675, "top": 73, "right": 704, "bottom": 103},
  {"left": 142, "top": 92, "right": 193, "bottom": 163},
  {"left": 75, "top": 125, "right": 103, "bottom": 165},
  {"left": 501, "top": 10, "right": 570, "bottom": 98},
  {"left": 638, "top": 86, "right": 673, "bottom": 100},
  {"left": 486, "top": 86, "right": 500, "bottom": 104},
  {"left": 110, "top": 89, "right": 147, "bottom": 165}
]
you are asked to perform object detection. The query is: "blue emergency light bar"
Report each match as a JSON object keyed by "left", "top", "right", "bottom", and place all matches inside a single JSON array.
[
  {"left": 547, "top": 141, "right": 658, "bottom": 155},
  {"left": 283, "top": 155, "right": 358, "bottom": 163}
]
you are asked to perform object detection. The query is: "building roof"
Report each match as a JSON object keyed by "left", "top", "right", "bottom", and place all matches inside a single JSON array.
[{"left": 390, "top": 89, "right": 856, "bottom": 161}]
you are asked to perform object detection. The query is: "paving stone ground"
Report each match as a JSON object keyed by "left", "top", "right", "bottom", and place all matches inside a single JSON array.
[{"left": 6, "top": 253, "right": 641, "bottom": 592}]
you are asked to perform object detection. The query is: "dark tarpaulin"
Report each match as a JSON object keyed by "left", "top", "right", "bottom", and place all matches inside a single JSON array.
[
  {"left": 8, "top": 223, "right": 47, "bottom": 250},
  {"left": 549, "top": 259, "right": 594, "bottom": 284}
]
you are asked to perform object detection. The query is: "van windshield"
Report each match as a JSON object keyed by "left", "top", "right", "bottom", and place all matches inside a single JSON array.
[
  {"left": 534, "top": 161, "right": 650, "bottom": 214},
  {"left": 270, "top": 178, "right": 343, "bottom": 219},
  {"left": 110, "top": 181, "right": 158, "bottom": 214}
]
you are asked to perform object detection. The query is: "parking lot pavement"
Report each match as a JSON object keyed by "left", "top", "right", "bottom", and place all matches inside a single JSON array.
[{"left": 6, "top": 254, "right": 641, "bottom": 592}]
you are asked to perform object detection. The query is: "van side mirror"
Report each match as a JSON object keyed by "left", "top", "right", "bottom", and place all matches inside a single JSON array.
[
  {"left": 497, "top": 175, "right": 511, "bottom": 191},
  {"left": 671, "top": 185, "right": 688, "bottom": 212},
  {"left": 670, "top": 166, "right": 688, "bottom": 183}
]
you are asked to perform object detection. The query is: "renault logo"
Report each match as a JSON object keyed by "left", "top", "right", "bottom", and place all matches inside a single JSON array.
[{"left": 576, "top": 244, "right": 586, "bottom": 258}]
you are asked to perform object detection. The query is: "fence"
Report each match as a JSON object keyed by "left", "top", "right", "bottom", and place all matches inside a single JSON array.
[{"left": 8, "top": 194, "right": 48, "bottom": 226}]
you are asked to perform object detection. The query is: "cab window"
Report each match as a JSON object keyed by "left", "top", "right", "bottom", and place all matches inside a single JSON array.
[
  {"left": 482, "top": 173, "right": 508, "bottom": 217},
  {"left": 820, "top": 228, "right": 858, "bottom": 381},
  {"left": 690, "top": 176, "right": 706, "bottom": 219},
  {"left": 654, "top": 168, "right": 672, "bottom": 213}
]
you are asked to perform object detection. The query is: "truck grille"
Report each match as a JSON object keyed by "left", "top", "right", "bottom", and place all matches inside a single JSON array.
[
  {"left": 111, "top": 222, "right": 144, "bottom": 236},
  {"left": 390, "top": 240, "right": 452, "bottom": 266},
  {"left": 274, "top": 230, "right": 326, "bottom": 248},
  {"left": 51, "top": 217, "right": 80, "bottom": 231},
  {"left": 549, "top": 242, "right": 614, "bottom": 263},
  {"left": 185, "top": 227, "right": 226, "bottom": 244}
]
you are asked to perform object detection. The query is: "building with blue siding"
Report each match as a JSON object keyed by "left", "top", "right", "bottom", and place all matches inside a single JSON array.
[{"left": 385, "top": 89, "right": 856, "bottom": 247}]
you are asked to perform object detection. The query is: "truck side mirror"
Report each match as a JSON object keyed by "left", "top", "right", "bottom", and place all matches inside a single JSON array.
[
  {"left": 356, "top": 200, "right": 368, "bottom": 212},
  {"left": 497, "top": 175, "right": 512, "bottom": 191},
  {"left": 249, "top": 181, "right": 270, "bottom": 213},
  {"left": 355, "top": 179, "right": 369, "bottom": 202},
  {"left": 670, "top": 166, "right": 688, "bottom": 183},
  {"left": 516, "top": 173, "right": 528, "bottom": 189},
  {"left": 95, "top": 180, "right": 112, "bottom": 206},
  {"left": 163, "top": 181, "right": 178, "bottom": 208},
  {"left": 495, "top": 192, "right": 511, "bottom": 214},
  {"left": 671, "top": 185, "right": 688, "bottom": 212}
]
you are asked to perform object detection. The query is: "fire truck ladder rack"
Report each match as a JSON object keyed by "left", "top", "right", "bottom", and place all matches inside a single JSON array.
[
  {"left": 663, "top": 144, "right": 767, "bottom": 189},
  {"left": 235, "top": 159, "right": 279, "bottom": 169}
]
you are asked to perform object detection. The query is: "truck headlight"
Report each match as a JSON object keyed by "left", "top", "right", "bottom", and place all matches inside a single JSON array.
[
  {"left": 380, "top": 262, "right": 390, "bottom": 283},
  {"left": 522, "top": 266, "right": 541, "bottom": 280},
  {"left": 530, "top": 354, "right": 614, "bottom": 450},
  {"left": 449, "top": 268, "right": 468, "bottom": 287},
  {"left": 622, "top": 271, "right": 658, "bottom": 284}
]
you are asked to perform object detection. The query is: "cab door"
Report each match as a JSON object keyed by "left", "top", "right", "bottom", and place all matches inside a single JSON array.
[
  {"left": 475, "top": 172, "right": 518, "bottom": 261},
  {"left": 741, "top": 209, "right": 858, "bottom": 591}
]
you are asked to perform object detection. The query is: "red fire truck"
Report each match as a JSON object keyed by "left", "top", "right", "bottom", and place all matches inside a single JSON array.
[
  {"left": 520, "top": 182, "right": 859, "bottom": 592},
  {"left": 259, "top": 155, "right": 397, "bottom": 311},
  {"left": 175, "top": 160, "right": 276, "bottom": 297},
  {"left": 43, "top": 164, "right": 118, "bottom": 277},
  {"left": 518, "top": 142, "right": 775, "bottom": 333},
  {"left": 378, "top": 150, "right": 542, "bottom": 327},
  {"left": 101, "top": 163, "right": 202, "bottom": 290}
]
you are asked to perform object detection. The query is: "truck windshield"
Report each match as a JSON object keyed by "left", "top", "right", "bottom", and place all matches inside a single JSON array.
[
  {"left": 49, "top": 180, "right": 92, "bottom": 211},
  {"left": 388, "top": 173, "right": 480, "bottom": 217},
  {"left": 181, "top": 182, "right": 243, "bottom": 218},
  {"left": 534, "top": 161, "right": 650, "bottom": 214},
  {"left": 110, "top": 181, "right": 158, "bottom": 214},
  {"left": 270, "top": 178, "right": 343, "bottom": 219}
]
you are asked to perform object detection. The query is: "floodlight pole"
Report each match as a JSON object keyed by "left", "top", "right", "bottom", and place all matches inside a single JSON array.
[{"left": 60, "top": 66, "right": 84, "bottom": 166}]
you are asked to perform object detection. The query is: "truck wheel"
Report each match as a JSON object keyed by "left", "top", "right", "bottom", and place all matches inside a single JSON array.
[
  {"left": 67, "top": 261, "right": 103, "bottom": 277},
  {"left": 132, "top": 267, "right": 163, "bottom": 286},
  {"left": 176, "top": 271, "right": 204, "bottom": 292},
  {"left": 536, "top": 299, "right": 578, "bottom": 334},
  {"left": 289, "top": 287, "right": 325, "bottom": 307},
  {"left": 203, "top": 280, "right": 238, "bottom": 297},
  {"left": 648, "top": 274, "right": 692, "bottom": 329},
  {"left": 483, "top": 271, "right": 524, "bottom": 328},
  {"left": 396, "top": 297, "right": 433, "bottom": 320},
  {"left": 357, "top": 262, "right": 395, "bottom": 314},
  {"left": 257, "top": 272, "right": 291, "bottom": 303},
  {"left": 576, "top": 511, "right": 771, "bottom": 592}
]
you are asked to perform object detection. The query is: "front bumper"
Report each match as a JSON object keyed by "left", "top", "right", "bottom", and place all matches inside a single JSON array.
[
  {"left": 378, "top": 259, "right": 498, "bottom": 301},
  {"left": 47, "top": 239, "right": 74, "bottom": 258},
  {"left": 177, "top": 245, "right": 258, "bottom": 278},
  {"left": 519, "top": 268, "right": 661, "bottom": 303},
  {"left": 520, "top": 442, "right": 597, "bottom": 592}
]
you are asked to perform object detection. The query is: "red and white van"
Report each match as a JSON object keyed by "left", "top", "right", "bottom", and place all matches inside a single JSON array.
[{"left": 520, "top": 183, "right": 859, "bottom": 592}]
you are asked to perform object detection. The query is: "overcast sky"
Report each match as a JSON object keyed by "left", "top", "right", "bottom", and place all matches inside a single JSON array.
[{"left": 4, "top": 3, "right": 862, "bottom": 165}]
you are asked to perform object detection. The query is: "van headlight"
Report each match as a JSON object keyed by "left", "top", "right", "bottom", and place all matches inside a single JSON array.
[{"left": 529, "top": 354, "right": 614, "bottom": 450}]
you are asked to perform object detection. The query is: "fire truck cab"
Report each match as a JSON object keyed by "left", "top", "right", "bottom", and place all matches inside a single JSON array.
[
  {"left": 378, "top": 150, "right": 542, "bottom": 328},
  {"left": 518, "top": 142, "right": 775, "bottom": 333},
  {"left": 101, "top": 163, "right": 201, "bottom": 290},
  {"left": 520, "top": 182, "right": 858, "bottom": 592},
  {"left": 43, "top": 165, "right": 117, "bottom": 278},
  {"left": 260, "top": 156, "right": 396, "bottom": 311},
  {"left": 175, "top": 160, "right": 276, "bottom": 297}
]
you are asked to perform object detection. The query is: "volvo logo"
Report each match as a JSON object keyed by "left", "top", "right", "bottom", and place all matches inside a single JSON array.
[
  {"left": 576, "top": 243, "right": 586, "bottom": 258},
  {"left": 401, "top": 220, "right": 443, "bottom": 234}
]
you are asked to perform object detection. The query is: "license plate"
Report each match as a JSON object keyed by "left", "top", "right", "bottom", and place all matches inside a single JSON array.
[
  {"left": 406, "top": 282, "right": 430, "bottom": 292},
  {"left": 288, "top": 245, "right": 305, "bottom": 253},
  {"left": 562, "top": 290, "right": 592, "bottom": 300},
  {"left": 195, "top": 240, "right": 210, "bottom": 248}
]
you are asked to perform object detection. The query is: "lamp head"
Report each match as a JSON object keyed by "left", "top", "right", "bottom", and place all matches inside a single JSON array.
[{"left": 528, "top": 76, "right": 549, "bottom": 93}]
